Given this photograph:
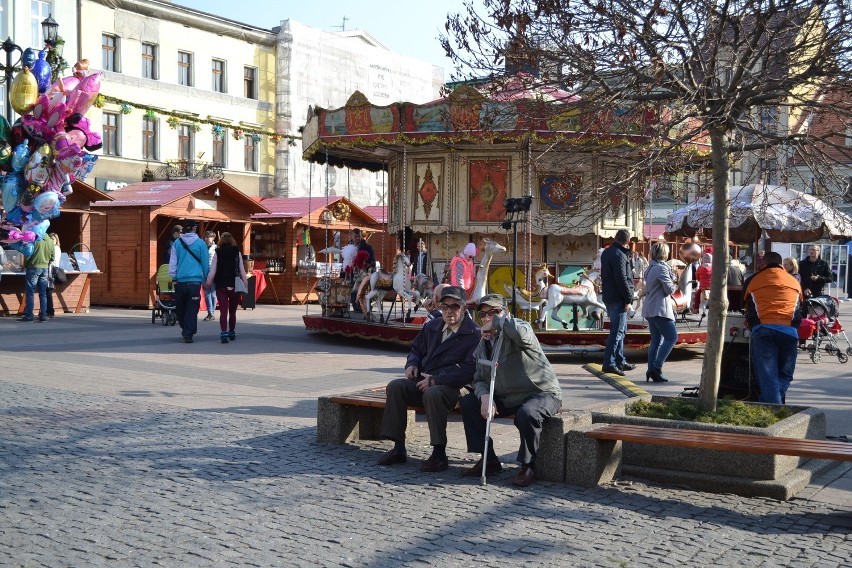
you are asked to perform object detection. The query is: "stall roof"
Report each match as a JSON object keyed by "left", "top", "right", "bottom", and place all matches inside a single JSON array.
[
  {"left": 252, "top": 196, "right": 381, "bottom": 226},
  {"left": 91, "top": 179, "right": 268, "bottom": 214},
  {"left": 70, "top": 180, "right": 114, "bottom": 204},
  {"left": 363, "top": 205, "right": 387, "bottom": 224}
]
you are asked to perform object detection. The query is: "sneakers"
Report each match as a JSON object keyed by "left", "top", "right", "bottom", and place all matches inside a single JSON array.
[
  {"left": 228, "top": 331, "right": 236, "bottom": 340},
  {"left": 182, "top": 335, "right": 194, "bottom": 343},
  {"left": 220, "top": 332, "right": 230, "bottom": 344},
  {"left": 17, "top": 316, "right": 34, "bottom": 322},
  {"left": 204, "top": 314, "right": 215, "bottom": 321}
]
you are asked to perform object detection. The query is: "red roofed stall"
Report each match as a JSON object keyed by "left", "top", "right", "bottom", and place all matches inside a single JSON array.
[{"left": 89, "top": 179, "right": 268, "bottom": 308}]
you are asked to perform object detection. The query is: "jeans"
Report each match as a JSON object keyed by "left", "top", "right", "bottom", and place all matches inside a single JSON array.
[
  {"left": 24, "top": 268, "right": 49, "bottom": 319},
  {"left": 603, "top": 302, "right": 628, "bottom": 368},
  {"left": 205, "top": 283, "right": 217, "bottom": 315},
  {"left": 174, "top": 281, "right": 202, "bottom": 338},
  {"left": 750, "top": 326, "right": 798, "bottom": 404},
  {"left": 216, "top": 287, "right": 239, "bottom": 333},
  {"left": 647, "top": 316, "right": 678, "bottom": 371}
]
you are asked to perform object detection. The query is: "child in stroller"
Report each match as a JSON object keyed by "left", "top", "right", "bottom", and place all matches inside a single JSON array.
[
  {"left": 798, "top": 295, "right": 851, "bottom": 363},
  {"left": 152, "top": 264, "right": 177, "bottom": 326}
]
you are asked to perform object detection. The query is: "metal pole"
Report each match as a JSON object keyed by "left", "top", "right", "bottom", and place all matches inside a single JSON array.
[{"left": 4, "top": 43, "right": 13, "bottom": 124}]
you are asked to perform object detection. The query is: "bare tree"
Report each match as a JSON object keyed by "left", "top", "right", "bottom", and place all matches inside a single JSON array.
[{"left": 443, "top": 0, "right": 852, "bottom": 410}]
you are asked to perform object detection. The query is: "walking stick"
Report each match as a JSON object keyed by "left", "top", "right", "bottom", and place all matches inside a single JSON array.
[{"left": 478, "top": 331, "right": 505, "bottom": 487}]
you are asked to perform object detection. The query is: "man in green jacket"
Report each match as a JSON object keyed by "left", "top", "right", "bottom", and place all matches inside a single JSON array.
[
  {"left": 460, "top": 294, "right": 562, "bottom": 487},
  {"left": 19, "top": 237, "right": 54, "bottom": 322}
]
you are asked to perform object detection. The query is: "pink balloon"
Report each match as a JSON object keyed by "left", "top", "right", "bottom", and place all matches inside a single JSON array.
[{"left": 65, "top": 72, "right": 102, "bottom": 117}]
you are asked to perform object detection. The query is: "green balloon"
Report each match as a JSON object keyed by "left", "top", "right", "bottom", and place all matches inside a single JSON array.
[{"left": 0, "top": 115, "right": 10, "bottom": 144}]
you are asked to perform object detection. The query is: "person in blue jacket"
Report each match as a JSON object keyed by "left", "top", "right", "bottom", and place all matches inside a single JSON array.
[
  {"left": 378, "top": 286, "right": 480, "bottom": 472},
  {"left": 169, "top": 220, "right": 209, "bottom": 343}
]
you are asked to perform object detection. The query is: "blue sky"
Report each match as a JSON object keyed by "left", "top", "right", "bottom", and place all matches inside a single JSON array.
[{"left": 175, "top": 1, "right": 483, "bottom": 69}]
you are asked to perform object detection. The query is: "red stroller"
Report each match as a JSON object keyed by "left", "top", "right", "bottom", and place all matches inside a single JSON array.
[{"left": 798, "top": 296, "right": 851, "bottom": 364}]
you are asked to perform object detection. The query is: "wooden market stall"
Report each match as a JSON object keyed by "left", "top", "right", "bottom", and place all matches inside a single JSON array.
[
  {"left": 251, "top": 196, "right": 395, "bottom": 304},
  {"left": 0, "top": 180, "right": 112, "bottom": 316},
  {"left": 89, "top": 179, "right": 269, "bottom": 308}
]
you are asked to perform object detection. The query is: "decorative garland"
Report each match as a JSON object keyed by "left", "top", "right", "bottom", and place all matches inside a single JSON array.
[{"left": 97, "top": 93, "right": 301, "bottom": 146}]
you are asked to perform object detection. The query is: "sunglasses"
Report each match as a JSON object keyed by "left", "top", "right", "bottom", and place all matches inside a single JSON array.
[
  {"left": 478, "top": 308, "right": 502, "bottom": 318},
  {"left": 439, "top": 303, "right": 462, "bottom": 312}
]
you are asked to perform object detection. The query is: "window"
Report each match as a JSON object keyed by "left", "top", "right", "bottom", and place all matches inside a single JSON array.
[
  {"left": 142, "top": 117, "right": 158, "bottom": 160},
  {"left": 102, "top": 112, "right": 120, "bottom": 156},
  {"left": 178, "top": 51, "right": 193, "bottom": 86},
  {"left": 102, "top": 34, "right": 119, "bottom": 72},
  {"left": 178, "top": 124, "right": 193, "bottom": 161},
  {"left": 212, "top": 59, "right": 226, "bottom": 93},
  {"left": 212, "top": 132, "right": 226, "bottom": 166},
  {"left": 31, "top": 1, "right": 50, "bottom": 47},
  {"left": 244, "top": 67, "right": 257, "bottom": 99},
  {"left": 142, "top": 43, "right": 158, "bottom": 79},
  {"left": 244, "top": 136, "right": 258, "bottom": 172},
  {"left": 759, "top": 106, "right": 778, "bottom": 134}
]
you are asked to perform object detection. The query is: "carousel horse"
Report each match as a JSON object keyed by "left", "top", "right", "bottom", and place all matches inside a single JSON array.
[
  {"left": 413, "top": 273, "right": 434, "bottom": 304},
  {"left": 538, "top": 269, "right": 606, "bottom": 330},
  {"left": 361, "top": 252, "right": 421, "bottom": 322},
  {"left": 502, "top": 264, "right": 553, "bottom": 314},
  {"left": 469, "top": 238, "right": 508, "bottom": 305}
]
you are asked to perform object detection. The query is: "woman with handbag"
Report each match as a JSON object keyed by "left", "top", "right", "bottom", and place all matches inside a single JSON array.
[
  {"left": 641, "top": 242, "right": 679, "bottom": 383},
  {"left": 204, "top": 232, "right": 248, "bottom": 343},
  {"left": 45, "top": 233, "right": 62, "bottom": 319}
]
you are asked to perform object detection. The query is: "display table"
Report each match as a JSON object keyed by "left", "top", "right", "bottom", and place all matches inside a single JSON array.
[{"left": 0, "top": 271, "right": 99, "bottom": 316}]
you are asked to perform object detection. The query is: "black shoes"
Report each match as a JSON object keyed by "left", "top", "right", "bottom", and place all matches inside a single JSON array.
[
  {"left": 646, "top": 369, "right": 669, "bottom": 383},
  {"left": 461, "top": 457, "right": 503, "bottom": 477},
  {"left": 420, "top": 455, "right": 449, "bottom": 472},
  {"left": 601, "top": 365, "right": 625, "bottom": 377},
  {"left": 377, "top": 448, "right": 408, "bottom": 465},
  {"left": 182, "top": 335, "right": 194, "bottom": 343},
  {"left": 620, "top": 362, "right": 637, "bottom": 371},
  {"left": 17, "top": 316, "right": 34, "bottom": 322}
]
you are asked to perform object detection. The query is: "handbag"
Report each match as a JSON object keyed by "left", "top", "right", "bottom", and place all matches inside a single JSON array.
[
  {"left": 234, "top": 252, "right": 247, "bottom": 295},
  {"left": 52, "top": 265, "right": 67, "bottom": 285}
]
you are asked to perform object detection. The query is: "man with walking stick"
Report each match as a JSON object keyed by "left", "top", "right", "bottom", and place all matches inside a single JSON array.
[{"left": 460, "top": 294, "right": 562, "bottom": 487}]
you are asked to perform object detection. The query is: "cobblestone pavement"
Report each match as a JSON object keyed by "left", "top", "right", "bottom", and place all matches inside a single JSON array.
[{"left": 0, "top": 306, "right": 850, "bottom": 567}]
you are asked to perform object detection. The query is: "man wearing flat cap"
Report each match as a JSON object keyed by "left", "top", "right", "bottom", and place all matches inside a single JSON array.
[
  {"left": 460, "top": 293, "right": 562, "bottom": 487},
  {"left": 743, "top": 251, "right": 805, "bottom": 404},
  {"left": 378, "top": 285, "right": 480, "bottom": 472}
]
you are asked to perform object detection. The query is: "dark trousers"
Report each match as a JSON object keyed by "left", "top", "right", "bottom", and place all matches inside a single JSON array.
[
  {"left": 216, "top": 287, "right": 239, "bottom": 333},
  {"left": 174, "top": 282, "right": 202, "bottom": 338},
  {"left": 380, "top": 378, "right": 461, "bottom": 446},
  {"left": 461, "top": 391, "right": 561, "bottom": 466}
]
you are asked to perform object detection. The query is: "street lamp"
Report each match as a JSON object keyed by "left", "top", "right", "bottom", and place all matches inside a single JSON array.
[
  {"left": 0, "top": 14, "right": 60, "bottom": 122},
  {"left": 501, "top": 195, "right": 533, "bottom": 314}
]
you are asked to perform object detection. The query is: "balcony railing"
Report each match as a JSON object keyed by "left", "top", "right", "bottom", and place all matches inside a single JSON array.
[{"left": 154, "top": 160, "right": 224, "bottom": 180}]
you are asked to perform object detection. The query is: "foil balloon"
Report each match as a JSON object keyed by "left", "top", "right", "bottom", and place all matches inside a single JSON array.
[
  {"left": 74, "top": 154, "right": 97, "bottom": 182},
  {"left": 22, "top": 48, "right": 38, "bottom": 69},
  {"left": 10, "top": 68, "right": 39, "bottom": 115},
  {"left": 0, "top": 114, "right": 11, "bottom": 141},
  {"left": 8, "top": 240, "right": 35, "bottom": 259},
  {"left": 2, "top": 173, "right": 22, "bottom": 211},
  {"left": 25, "top": 144, "right": 53, "bottom": 186},
  {"left": 4, "top": 205, "right": 27, "bottom": 225},
  {"left": 32, "top": 50, "right": 52, "bottom": 93},
  {"left": 33, "top": 190, "right": 60, "bottom": 219},
  {"left": 7, "top": 228, "right": 36, "bottom": 242},
  {"left": 11, "top": 143, "right": 31, "bottom": 172},
  {"left": 65, "top": 72, "right": 102, "bottom": 117},
  {"left": 0, "top": 140, "right": 11, "bottom": 168}
]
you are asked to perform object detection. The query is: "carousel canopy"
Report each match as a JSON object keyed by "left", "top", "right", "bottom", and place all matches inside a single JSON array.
[{"left": 664, "top": 184, "right": 852, "bottom": 242}]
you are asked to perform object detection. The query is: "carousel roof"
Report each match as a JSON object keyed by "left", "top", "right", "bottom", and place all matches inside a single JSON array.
[{"left": 301, "top": 82, "right": 658, "bottom": 171}]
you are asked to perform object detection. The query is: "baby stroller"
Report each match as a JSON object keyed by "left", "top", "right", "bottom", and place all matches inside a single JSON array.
[
  {"left": 798, "top": 295, "right": 851, "bottom": 364},
  {"left": 152, "top": 264, "right": 177, "bottom": 326}
]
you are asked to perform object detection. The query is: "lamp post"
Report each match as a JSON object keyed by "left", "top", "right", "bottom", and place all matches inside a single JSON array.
[
  {"left": 0, "top": 14, "right": 60, "bottom": 122},
  {"left": 501, "top": 196, "right": 533, "bottom": 315}
]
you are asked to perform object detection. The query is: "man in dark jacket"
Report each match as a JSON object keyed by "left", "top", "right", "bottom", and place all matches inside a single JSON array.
[
  {"left": 378, "top": 286, "right": 480, "bottom": 472},
  {"left": 799, "top": 244, "right": 834, "bottom": 298},
  {"left": 600, "top": 229, "right": 635, "bottom": 376}
]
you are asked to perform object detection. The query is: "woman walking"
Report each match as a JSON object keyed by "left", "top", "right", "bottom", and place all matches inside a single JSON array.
[
  {"left": 204, "top": 232, "right": 248, "bottom": 343},
  {"left": 45, "top": 233, "right": 62, "bottom": 319},
  {"left": 641, "top": 242, "right": 679, "bottom": 383}
]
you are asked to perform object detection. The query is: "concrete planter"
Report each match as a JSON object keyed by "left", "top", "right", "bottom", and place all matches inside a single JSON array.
[{"left": 589, "top": 396, "right": 831, "bottom": 499}]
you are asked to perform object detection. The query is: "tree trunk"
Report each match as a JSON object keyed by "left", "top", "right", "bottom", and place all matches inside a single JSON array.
[{"left": 698, "top": 128, "right": 731, "bottom": 412}]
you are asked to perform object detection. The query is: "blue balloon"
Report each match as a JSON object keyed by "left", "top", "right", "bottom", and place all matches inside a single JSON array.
[
  {"left": 11, "top": 144, "right": 31, "bottom": 172},
  {"left": 4, "top": 205, "right": 26, "bottom": 225},
  {"left": 9, "top": 240, "right": 34, "bottom": 259},
  {"left": 29, "top": 220, "right": 50, "bottom": 239},
  {"left": 32, "top": 50, "right": 51, "bottom": 93},
  {"left": 22, "top": 48, "right": 37, "bottom": 69},
  {"left": 2, "top": 174, "right": 22, "bottom": 211}
]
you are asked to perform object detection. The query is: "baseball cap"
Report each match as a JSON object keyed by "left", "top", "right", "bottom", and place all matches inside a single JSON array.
[
  {"left": 763, "top": 251, "right": 783, "bottom": 266},
  {"left": 182, "top": 220, "right": 199, "bottom": 233},
  {"left": 477, "top": 293, "right": 506, "bottom": 310},
  {"left": 439, "top": 286, "right": 465, "bottom": 302}
]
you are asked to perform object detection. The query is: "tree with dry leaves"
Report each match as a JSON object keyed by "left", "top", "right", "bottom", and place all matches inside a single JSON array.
[{"left": 443, "top": 0, "right": 852, "bottom": 410}]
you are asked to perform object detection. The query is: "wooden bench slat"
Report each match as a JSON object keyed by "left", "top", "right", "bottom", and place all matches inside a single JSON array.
[{"left": 587, "top": 424, "right": 852, "bottom": 462}]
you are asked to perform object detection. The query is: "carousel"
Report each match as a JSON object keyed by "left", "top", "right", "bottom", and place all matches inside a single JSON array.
[{"left": 300, "top": 81, "right": 709, "bottom": 351}]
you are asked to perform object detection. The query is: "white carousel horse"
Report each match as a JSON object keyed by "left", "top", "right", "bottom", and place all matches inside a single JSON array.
[
  {"left": 362, "top": 253, "right": 421, "bottom": 322},
  {"left": 502, "top": 264, "right": 553, "bottom": 315},
  {"left": 469, "top": 238, "right": 507, "bottom": 305},
  {"left": 412, "top": 273, "right": 434, "bottom": 305},
  {"left": 538, "top": 269, "right": 606, "bottom": 330}
]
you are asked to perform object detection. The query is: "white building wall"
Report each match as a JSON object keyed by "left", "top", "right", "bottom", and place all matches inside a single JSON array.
[{"left": 276, "top": 20, "right": 443, "bottom": 206}]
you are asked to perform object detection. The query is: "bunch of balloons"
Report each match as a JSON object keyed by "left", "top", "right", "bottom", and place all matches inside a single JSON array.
[{"left": 1, "top": 53, "right": 101, "bottom": 258}]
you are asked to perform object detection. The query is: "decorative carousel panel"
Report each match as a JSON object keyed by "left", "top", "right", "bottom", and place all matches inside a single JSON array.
[
  {"left": 547, "top": 234, "right": 600, "bottom": 264},
  {"left": 467, "top": 158, "right": 509, "bottom": 223},
  {"left": 430, "top": 232, "right": 475, "bottom": 262},
  {"left": 538, "top": 174, "right": 581, "bottom": 212},
  {"left": 412, "top": 159, "right": 443, "bottom": 223},
  {"left": 388, "top": 163, "right": 400, "bottom": 228}
]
